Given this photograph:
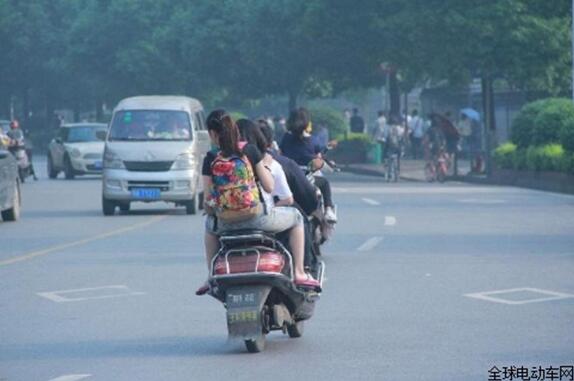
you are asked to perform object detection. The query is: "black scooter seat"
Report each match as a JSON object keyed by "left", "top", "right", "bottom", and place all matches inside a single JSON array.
[{"left": 220, "top": 229, "right": 274, "bottom": 239}]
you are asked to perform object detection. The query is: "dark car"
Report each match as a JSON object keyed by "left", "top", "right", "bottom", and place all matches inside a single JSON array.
[{"left": 0, "top": 134, "right": 21, "bottom": 221}]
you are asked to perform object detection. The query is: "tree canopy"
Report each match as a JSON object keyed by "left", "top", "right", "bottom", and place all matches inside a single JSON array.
[{"left": 0, "top": 0, "right": 571, "bottom": 122}]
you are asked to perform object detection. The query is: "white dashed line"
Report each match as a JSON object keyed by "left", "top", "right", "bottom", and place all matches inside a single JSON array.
[
  {"left": 357, "top": 237, "right": 383, "bottom": 252},
  {"left": 48, "top": 375, "right": 92, "bottom": 381},
  {"left": 361, "top": 198, "right": 380, "bottom": 206},
  {"left": 384, "top": 216, "right": 397, "bottom": 226},
  {"left": 38, "top": 285, "right": 146, "bottom": 303},
  {"left": 458, "top": 198, "right": 507, "bottom": 204}
]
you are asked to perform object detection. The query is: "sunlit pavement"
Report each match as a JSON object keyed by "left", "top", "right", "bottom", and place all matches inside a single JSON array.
[{"left": 1, "top": 161, "right": 573, "bottom": 381}]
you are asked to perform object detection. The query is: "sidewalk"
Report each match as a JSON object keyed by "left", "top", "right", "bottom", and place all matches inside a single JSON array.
[{"left": 344, "top": 158, "right": 479, "bottom": 182}]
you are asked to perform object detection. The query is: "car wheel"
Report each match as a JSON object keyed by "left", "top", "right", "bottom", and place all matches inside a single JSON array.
[
  {"left": 102, "top": 196, "right": 116, "bottom": 216},
  {"left": 64, "top": 155, "right": 75, "bottom": 180},
  {"left": 47, "top": 154, "right": 58, "bottom": 179},
  {"left": 1, "top": 181, "right": 21, "bottom": 222},
  {"left": 185, "top": 193, "right": 199, "bottom": 215}
]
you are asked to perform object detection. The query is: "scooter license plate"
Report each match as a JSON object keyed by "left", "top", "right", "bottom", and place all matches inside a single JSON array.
[
  {"left": 131, "top": 188, "right": 160, "bottom": 200},
  {"left": 227, "top": 310, "right": 259, "bottom": 324},
  {"left": 226, "top": 291, "right": 258, "bottom": 308}
]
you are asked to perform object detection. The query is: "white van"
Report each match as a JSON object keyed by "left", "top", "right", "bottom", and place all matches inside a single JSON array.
[{"left": 102, "top": 96, "right": 210, "bottom": 215}]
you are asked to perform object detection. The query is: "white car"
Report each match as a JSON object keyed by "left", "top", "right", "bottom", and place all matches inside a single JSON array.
[{"left": 47, "top": 123, "right": 107, "bottom": 179}]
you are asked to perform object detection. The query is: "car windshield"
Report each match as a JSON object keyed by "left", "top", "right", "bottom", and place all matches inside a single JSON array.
[
  {"left": 66, "top": 125, "right": 107, "bottom": 143},
  {"left": 108, "top": 110, "right": 192, "bottom": 142},
  {"left": 0, "top": 120, "right": 10, "bottom": 134}
]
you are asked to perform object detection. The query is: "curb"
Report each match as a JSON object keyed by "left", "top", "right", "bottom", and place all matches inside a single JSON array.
[{"left": 342, "top": 165, "right": 424, "bottom": 182}]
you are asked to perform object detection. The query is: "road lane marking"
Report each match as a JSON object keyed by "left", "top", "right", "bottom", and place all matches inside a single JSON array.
[
  {"left": 38, "top": 285, "right": 145, "bottom": 303},
  {"left": 384, "top": 216, "right": 396, "bottom": 226},
  {"left": 0, "top": 216, "right": 166, "bottom": 267},
  {"left": 457, "top": 198, "right": 507, "bottom": 204},
  {"left": 464, "top": 287, "right": 574, "bottom": 305},
  {"left": 361, "top": 198, "right": 380, "bottom": 206},
  {"left": 357, "top": 237, "right": 383, "bottom": 252},
  {"left": 48, "top": 375, "right": 92, "bottom": 381},
  {"left": 334, "top": 187, "right": 503, "bottom": 194}
]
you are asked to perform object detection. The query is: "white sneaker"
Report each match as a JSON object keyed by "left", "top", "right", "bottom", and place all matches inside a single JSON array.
[{"left": 324, "top": 206, "right": 337, "bottom": 223}]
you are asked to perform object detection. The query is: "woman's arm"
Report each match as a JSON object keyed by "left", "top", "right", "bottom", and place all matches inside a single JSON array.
[
  {"left": 255, "top": 158, "right": 274, "bottom": 193},
  {"left": 275, "top": 196, "right": 294, "bottom": 207},
  {"left": 202, "top": 175, "right": 215, "bottom": 215}
]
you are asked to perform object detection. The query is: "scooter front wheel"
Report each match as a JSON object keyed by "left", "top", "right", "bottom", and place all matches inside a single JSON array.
[
  {"left": 287, "top": 320, "right": 304, "bottom": 338},
  {"left": 245, "top": 336, "right": 265, "bottom": 353}
]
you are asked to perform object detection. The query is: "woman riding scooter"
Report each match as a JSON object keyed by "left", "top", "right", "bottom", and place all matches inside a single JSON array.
[
  {"left": 279, "top": 108, "right": 337, "bottom": 222},
  {"left": 7, "top": 120, "right": 37, "bottom": 181}
]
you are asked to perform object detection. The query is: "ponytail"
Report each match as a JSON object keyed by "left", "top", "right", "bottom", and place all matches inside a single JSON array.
[{"left": 206, "top": 109, "right": 242, "bottom": 157}]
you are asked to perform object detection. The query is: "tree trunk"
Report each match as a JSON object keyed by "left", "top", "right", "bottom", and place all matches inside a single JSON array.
[
  {"left": 481, "top": 76, "right": 496, "bottom": 177},
  {"left": 22, "top": 88, "right": 30, "bottom": 125},
  {"left": 96, "top": 99, "right": 103, "bottom": 122},
  {"left": 288, "top": 90, "right": 298, "bottom": 113},
  {"left": 389, "top": 72, "right": 400, "bottom": 119}
]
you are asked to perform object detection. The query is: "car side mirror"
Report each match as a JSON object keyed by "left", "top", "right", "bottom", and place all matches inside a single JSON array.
[{"left": 95, "top": 130, "right": 107, "bottom": 141}]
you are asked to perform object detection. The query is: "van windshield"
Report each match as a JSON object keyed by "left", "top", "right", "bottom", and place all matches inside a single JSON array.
[{"left": 108, "top": 110, "right": 192, "bottom": 141}]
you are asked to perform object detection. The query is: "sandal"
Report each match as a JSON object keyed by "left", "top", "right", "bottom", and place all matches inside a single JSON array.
[
  {"left": 195, "top": 282, "right": 210, "bottom": 296},
  {"left": 294, "top": 273, "right": 321, "bottom": 290}
]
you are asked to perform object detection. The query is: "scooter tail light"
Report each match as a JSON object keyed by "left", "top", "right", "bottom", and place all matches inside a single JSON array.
[
  {"left": 213, "top": 251, "right": 285, "bottom": 275},
  {"left": 257, "top": 252, "right": 285, "bottom": 273}
]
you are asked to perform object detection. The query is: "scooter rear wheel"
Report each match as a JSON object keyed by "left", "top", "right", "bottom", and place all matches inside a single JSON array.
[{"left": 245, "top": 336, "right": 265, "bottom": 353}]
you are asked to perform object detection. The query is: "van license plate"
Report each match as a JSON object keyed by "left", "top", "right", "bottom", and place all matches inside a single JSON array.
[{"left": 131, "top": 188, "right": 160, "bottom": 200}]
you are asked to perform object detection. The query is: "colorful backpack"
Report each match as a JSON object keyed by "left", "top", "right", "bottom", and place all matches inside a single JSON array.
[{"left": 209, "top": 152, "right": 262, "bottom": 222}]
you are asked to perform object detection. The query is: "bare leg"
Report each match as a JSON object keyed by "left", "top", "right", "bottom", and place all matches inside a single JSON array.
[
  {"left": 204, "top": 230, "right": 219, "bottom": 272},
  {"left": 289, "top": 224, "right": 309, "bottom": 280}
]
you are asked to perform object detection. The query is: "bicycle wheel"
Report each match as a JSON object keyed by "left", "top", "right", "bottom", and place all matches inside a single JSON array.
[{"left": 424, "top": 162, "right": 435, "bottom": 182}]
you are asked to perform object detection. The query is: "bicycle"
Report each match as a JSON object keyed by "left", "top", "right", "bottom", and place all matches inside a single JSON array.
[
  {"left": 424, "top": 148, "right": 449, "bottom": 183},
  {"left": 385, "top": 151, "right": 400, "bottom": 182}
]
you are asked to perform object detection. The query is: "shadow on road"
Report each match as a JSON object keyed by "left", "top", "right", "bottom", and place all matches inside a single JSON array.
[
  {"left": 0, "top": 336, "right": 234, "bottom": 360},
  {"left": 21, "top": 208, "right": 195, "bottom": 219}
]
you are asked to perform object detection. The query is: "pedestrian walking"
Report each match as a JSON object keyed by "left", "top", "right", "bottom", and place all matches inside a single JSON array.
[
  {"left": 408, "top": 109, "right": 424, "bottom": 159},
  {"left": 350, "top": 108, "right": 365, "bottom": 133}
]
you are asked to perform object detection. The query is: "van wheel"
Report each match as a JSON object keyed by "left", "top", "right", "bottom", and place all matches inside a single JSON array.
[
  {"left": 1, "top": 182, "right": 21, "bottom": 221},
  {"left": 185, "top": 193, "right": 199, "bottom": 215},
  {"left": 198, "top": 191, "right": 204, "bottom": 210},
  {"left": 64, "top": 156, "right": 75, "bottom": 180},
  {"left": 119, "top": 202, "right": 130, "bottom": 213},
  {"left": 102, "top": 196, "right": 116, "bottom": 216}
]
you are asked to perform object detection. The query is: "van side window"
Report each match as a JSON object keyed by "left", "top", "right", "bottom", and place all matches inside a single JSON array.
[{"left": 195, "top": 112, "right": 205, "bottom": 130}]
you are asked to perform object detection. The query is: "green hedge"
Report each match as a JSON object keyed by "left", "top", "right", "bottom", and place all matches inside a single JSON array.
[
  {"left": 329, "top": 133, "right": 375, "bottom": 164},
  {"left": 511, "top": 98, "right": 574, "bottom": 148},
  {"left": 493, "top": 143, "right": 574, "bottom": 173},
  {"left": 308, "top": 106, "right": 347, "bottom": 140}
]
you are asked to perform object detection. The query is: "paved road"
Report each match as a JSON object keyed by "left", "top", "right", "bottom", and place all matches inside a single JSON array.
[{"left": 1, "top": 160, "right": 573, "bottom": 381}]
